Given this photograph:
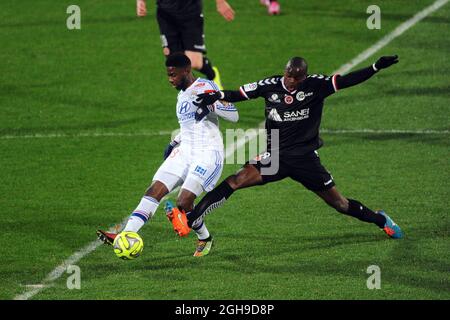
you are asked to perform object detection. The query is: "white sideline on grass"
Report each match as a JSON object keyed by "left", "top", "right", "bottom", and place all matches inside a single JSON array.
[
  {"left": 13, "top": 0, "right": 449, "bottom": 300},
  {"left": 0, "top": 128, "right": 448, "bottom": 140}
]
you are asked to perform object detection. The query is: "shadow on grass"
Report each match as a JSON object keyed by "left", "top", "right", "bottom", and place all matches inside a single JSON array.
[
  {"left": 376, "top": 69, "right": 450, "bottom": 79},
  {"left": 359, "top": 133, "right": 449, "bottom": 146},
  {"left": 328, "top": 84, "right": 450, "bottom": 107},
  {"left": 320, "top": 132, "right": 449, "bottom": 148},
  {"left": 72, "top": 219, "right": 450, "bottom": 299},
  {"left": 217, "top": 224, "right": 450, "bottom": 296},
  {"left": 0, "top": 118, "right": 143, "bottom": 136},
  {"left": 0, "top": 82, "right": 132, "bottom": 110},
  {"left": 126, "top": 222, "right": 450, "bottom": 297},
  {"left": 385, "top": 85, "right": 450, "bottom": 97},
  {"left": 0, "top": 81, "right": 147, "bottom": 135}
]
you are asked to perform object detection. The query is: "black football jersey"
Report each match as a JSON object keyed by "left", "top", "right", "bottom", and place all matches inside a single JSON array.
[
  {"left": 239, "top": 74, "right": 338, "bottom": 156},
  {"left": 157, "top": 0, "right": 202, "bottom": 16}
]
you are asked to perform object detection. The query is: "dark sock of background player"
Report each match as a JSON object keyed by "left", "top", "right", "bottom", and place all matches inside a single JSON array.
[
  {"left": 187, "top": 180, "right": 386, "bottom": 228},
  {"left": 198, "top": 56, "right": 215, "bottom": 80}
]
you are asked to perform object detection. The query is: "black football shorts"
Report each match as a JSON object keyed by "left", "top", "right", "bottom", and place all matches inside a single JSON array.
[
  {"left": 247, "top": 150, "right": 335, "bottom": 192},
  {"left": 156, "top": 8, "right": 206, "bottom": 54}
]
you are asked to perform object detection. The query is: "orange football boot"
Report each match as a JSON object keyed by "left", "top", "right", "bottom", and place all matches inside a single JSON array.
[{"left": 164, "top": 201, "right": 191, "bottom": 237}]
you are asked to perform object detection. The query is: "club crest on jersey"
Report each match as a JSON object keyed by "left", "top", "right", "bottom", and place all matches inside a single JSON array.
[
  {"left": 243, "top": 82, "right": 258, "bottom": 92},
  {"left": 284, "top": 95, "right": 294, "bottom": 104},
  {"left": 296, "top": 91, "right": 313, "bottom": 101},
  {"left": 179, "top": 101, "right": 191, "bottom": 114}
]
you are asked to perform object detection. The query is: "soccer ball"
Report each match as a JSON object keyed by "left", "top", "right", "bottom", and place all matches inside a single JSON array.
[{"left": 113, "top": 231, "right": 144, "bottom": 260}]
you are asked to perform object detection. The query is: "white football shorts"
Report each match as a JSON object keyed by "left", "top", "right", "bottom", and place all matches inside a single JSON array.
[{"left": 152, "top": 147, "right": 224, "bottom": 196}]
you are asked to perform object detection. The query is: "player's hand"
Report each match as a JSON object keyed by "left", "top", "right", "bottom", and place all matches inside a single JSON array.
[
  {"left": 216, "top": 0, "right": 235, "bottom": 21},
  {"left": 194, "top": 91, "right": 221, "bottom": 121},
  {"left": 194, "top": 92, "right": 221, "bottom": 107},
  {"left": 163, "top": 141, "right": 178, "bottom": 160},
  {"left": 375, "top": 55, "right": 399, "bottom": 70}
]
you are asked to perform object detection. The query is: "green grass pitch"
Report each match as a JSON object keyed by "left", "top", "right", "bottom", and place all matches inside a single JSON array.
[{"left": 0, "top": 0, "right": 449, "bottom": 300}]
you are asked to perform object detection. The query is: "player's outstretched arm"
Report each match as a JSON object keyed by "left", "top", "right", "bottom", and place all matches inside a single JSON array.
[
  {"left": 194, "top": 90, "right": 247, "bottom": 106},
  {"left": 193, "top": 90, "right": 247, "bottom": 121},
  {"left": 336, "top": 55, "right": 399, "bottom": 90}
]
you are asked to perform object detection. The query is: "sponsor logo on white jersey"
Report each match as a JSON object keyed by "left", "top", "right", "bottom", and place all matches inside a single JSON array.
[
  {"left": 194, "top": 82, "right": 206, "bottom": 88},
  {"left": 179, "top": 101, "right": 191, "bottom": 114},
  {"left": 178, "top": 99, "right": 196, "bottom": 122}
]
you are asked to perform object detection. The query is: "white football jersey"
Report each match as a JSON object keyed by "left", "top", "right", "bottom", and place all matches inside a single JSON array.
[{"left": 175, "top": 78, "right": 238, "bottom": 152}]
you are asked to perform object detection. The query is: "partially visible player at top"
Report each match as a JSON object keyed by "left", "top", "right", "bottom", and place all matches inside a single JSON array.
[
  {"left": 169, "top": 55, "right": 403, "bottom": 242},
  {"left": 260, "top": 0, "right": 280, "bottom": 15},
  {"left": 137, "top": 0, "right": 147, "bottom": 16},
  {"left": 136, "top": 0, "right": 235, "bottom": 90},
  {"left": 97, "top": 53, "right": 238, "bottom": 257}
]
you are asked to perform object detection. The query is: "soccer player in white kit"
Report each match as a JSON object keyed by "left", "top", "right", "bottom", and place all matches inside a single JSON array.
[{"left": 97, "top": 53, "right": 238, "bottom": 257}]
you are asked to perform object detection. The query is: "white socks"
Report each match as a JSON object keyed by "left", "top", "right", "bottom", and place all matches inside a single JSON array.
[
  {"left": 123, "top": 196, "right": 159, "bottom": 232},
  {"left": 193, "top": 220, "right": 210, "bottom": 240}
]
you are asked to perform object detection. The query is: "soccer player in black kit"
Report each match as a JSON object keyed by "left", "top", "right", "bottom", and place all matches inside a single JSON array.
[
  {"left": 167, "top": 55, "right": 403, "bottom": 244},
  {"left": 155, "top": 0, "right": 235, "bottom": 89}
]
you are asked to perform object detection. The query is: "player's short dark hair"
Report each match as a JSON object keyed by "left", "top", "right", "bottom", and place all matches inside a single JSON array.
[
  {"left": 286, "top": 57, "right": 308, "bottom": 75},
  {"left": 165, "top": 53, "right": 191, "bottom": 69}
]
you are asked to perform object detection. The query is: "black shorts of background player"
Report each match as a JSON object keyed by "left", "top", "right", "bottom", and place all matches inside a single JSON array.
[
  {"left": 174, "top": 55, "right": 403, "bottom": 240},
  {"left": 156, "top": 0, "right": 234, "bottom": 88}
]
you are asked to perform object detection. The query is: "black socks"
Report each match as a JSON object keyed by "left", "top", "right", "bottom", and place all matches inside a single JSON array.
[
  {"left": 345, "top": 199, "right": 386, "bottom": 228},
  {"left": 199, "top": 57, "right": 215, "bottom": 80},
  {"left": 187, "top": 181, "right": 235, "bottom": 227}
]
